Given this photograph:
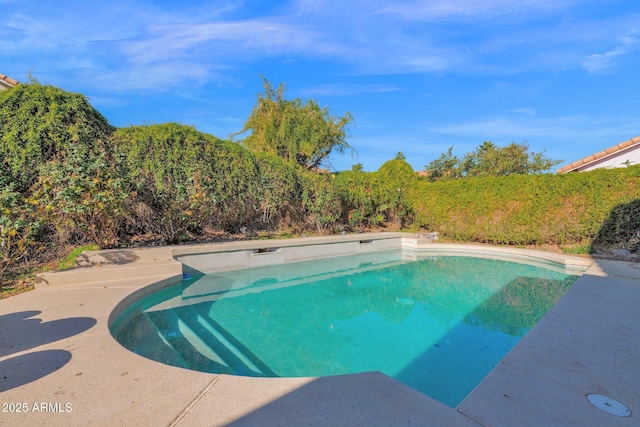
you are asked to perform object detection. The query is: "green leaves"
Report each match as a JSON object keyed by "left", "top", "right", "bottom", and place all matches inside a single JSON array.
[
  {"left": 410, "top": 166, "right": 640, "bottom": 246},
  {"left": 6, "top": 78, "right": 635, "bottom": 288},
  {"left": 0, "top": 185, "right": 42, "bottom": 285},
  {"left": 332, "top": 158, "right": 417, "bottom": 230},
  {"left": 0, "top": 81, "right": 115, "bottom": 283},
  {"left": 236, "top": 78, "right": 354, "bottom": 170},
  {"left": 33, "top": 141, "right": 128, "bottom": 249},
  {"left": 300, "top": 171, "right": 341, "bottom": 233},
  {"left": 0, "top": 81, "right": 114, "bottom": 192},
  {"left": 424, "top": 142, "right": 561, "bottom": 181}
]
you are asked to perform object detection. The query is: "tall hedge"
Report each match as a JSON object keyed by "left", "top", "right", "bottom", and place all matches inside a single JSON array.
[
  {"left": 113, "top": 124, "right": 252, "bottom": 242},
  {"left": 1, "top": 82, "right": 117, "bottom": 280},
  {"left": 410, "top": 165, "right": 640, "bottom": 246},
  {"left": 111, "top": 123, "right": 314, "bottom": 242},
  {"left": 0, "top": 81, "right": 114, "bottom": 191}
]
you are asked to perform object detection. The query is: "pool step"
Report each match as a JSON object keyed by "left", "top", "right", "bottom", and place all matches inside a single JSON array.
[
  {"left": 145, "top": 310, "right": 234, "bottom": 375},
  {"left": 118, "top": 312, "right": 188, "bottom": 369},
  {"left": 173, "top": 306, "right": 274, "bottom": 376}
]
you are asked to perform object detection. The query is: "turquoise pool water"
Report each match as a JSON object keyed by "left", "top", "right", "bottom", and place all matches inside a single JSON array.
[{"left": 111, "top": 250, "right": 582, "bottom": 407}]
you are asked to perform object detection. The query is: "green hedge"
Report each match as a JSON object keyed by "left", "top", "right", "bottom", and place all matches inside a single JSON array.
[
  {"left": 112, "top": 123, "right": 315, "bottom": 242},
  {"left": 410, "top": 165, "right": 640, "bottom": 246},
  {"left": 332, "top": 158, "right": 417, "bottom": 229},
  {"left": 0, "top": 81, "right": 114, "bottom": 192},
  {"left": 3, "top": 81, "right": 639, "bottom": 287}
]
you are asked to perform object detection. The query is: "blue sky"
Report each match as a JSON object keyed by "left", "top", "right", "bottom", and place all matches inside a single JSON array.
[{"left": 2, "top": 0, "right": 639, "bottom": 171}]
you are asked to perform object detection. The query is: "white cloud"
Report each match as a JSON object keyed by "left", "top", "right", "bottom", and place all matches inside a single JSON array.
[
  {"left": 582, "top": 48, "right": 627, "bottom": 72},
  {"left": 432, "top": 114, "right": 590, "bottom": 140},
  {"left": 297, "top": 83, "right": 400, "bottom": 97},
  {"left": 376, "top": 0, "right": 580, "bottom": 21},
  {"left": 90, "top": 64, "right": 214, "bottom": 92},
  {"left": 82, "top": 17, "right": 350, "bottom": 92},
  {"left": 396, "top": 55, "right": 450, "bottom": 72},
  {"left": 3, "top": 0, "right": 639, "bottom": 97},
  {"left": 3, "top": 14, "right": 80, "bottom": 52},
  {"left": 581, "top": 33, "right": 639, "bottom": 72},
  {"left": 103, "top": 17, "right": 349, "bottom": 73}
]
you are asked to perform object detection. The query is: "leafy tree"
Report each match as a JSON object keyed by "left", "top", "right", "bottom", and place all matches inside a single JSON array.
[
  {"left": 351, "top": 163, "right": 364, "bottom": 172},
  {"left": 424, "top": 141, "right": 560, "bottom": 181},
  {"left": 462, "top": 141, "right": 560, "bottom": 177},
  {"left": 423, "top": 146, "right": 462, "bottom": 182},
  {"left": 235, "top": 78, "right": 354, "bottom": 170}
]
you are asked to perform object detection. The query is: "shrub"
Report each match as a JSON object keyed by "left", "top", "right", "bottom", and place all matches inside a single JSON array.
[
  {"left": 0, "top": 81, "right": 113, "bottom": 192},
  {"left": 375, "top": 158, "right": 416, "bottom": 228},
  {"left": 593, "top": 198, "right": 640, "bottom": 250},
  {"left": 332, "top": 157, "right": 416, "bottom": 230},
  {"left": 33, "top": 141, "right": 128, "bottom": 248},
  {"left": 0, "top": 81, "right": 115, "bottom": 282},
  {"left": 252, "top": 152, "right": 304, "bottom": 230},
  {"left": 111, "top": 123, "right": 309, "bottom": 241},
  {"left": 410, "top": 165, "right": 640, "bottom": 246},
  {"left": 332, "top": 170, "right": 377, "bottom": 229},
  {"left": 205, "top": 141, "right": 264, "bottom": 232},
  {"left": 112, "top": 123, "right": 226, "bottom": 243},
  {"left": 0, "top": 186, "right": 42, "bottom": 285},
  {"left": 301, "top": 171, "right": 341, "bottom": 233}
]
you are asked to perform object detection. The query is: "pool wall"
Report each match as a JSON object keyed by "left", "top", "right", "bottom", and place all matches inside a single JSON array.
[{"left": 176, "top": 234, "right": 405, "bottom": 274}]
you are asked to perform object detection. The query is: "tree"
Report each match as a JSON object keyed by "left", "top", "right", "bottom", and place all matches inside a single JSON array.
[
  {"left": 235, "top": 77, "right": 354, "bottom": 170},
  {"left": 424, "top": 141, "right": 560, "bottom": 181},
  {"left": 351, "top": 163, "right": 364, "bottom": 172},
  {"left": 423, "top": 146, "right": 462, "bottom": 181}
]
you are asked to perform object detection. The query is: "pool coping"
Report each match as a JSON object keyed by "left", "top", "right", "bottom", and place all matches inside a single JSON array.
[{"left": 1, "top": 233, "right": 638, "bottom": 426}]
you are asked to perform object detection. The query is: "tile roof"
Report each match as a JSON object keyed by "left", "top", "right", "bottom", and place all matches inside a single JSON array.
[
  {"left": 0, "top": 73, "right": 19, "bottom": 90},
  {"left": 556, "top": 136, "right": 640, "bottom": 173}
]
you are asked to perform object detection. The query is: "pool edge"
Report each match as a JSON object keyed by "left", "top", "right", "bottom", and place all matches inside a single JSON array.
[{"left": 4, "top": 235, "right": 636, "bottom": 426}]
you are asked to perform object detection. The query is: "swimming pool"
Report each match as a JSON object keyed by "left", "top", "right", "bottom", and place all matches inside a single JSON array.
[{"left": 111, "top": 249, "right": 584, "bottom": 407}]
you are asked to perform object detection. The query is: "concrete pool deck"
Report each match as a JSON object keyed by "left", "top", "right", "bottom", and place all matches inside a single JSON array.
[{"left": 0, "top": 234, "right": 638, "bottom": 426}]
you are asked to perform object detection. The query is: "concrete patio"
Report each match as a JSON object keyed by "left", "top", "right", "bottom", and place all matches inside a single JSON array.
[{"left": 0, "top": 235, "right": 638, "bottom": 426}]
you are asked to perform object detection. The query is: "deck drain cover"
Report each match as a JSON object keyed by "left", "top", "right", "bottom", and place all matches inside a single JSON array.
[{"left": 587, "top": 394, "right": 631, "bottom": 417}]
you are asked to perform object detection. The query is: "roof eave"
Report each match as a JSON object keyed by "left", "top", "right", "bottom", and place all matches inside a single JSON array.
[{"left": 556, "top": 136, "right": 640, "bottom": 173}]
